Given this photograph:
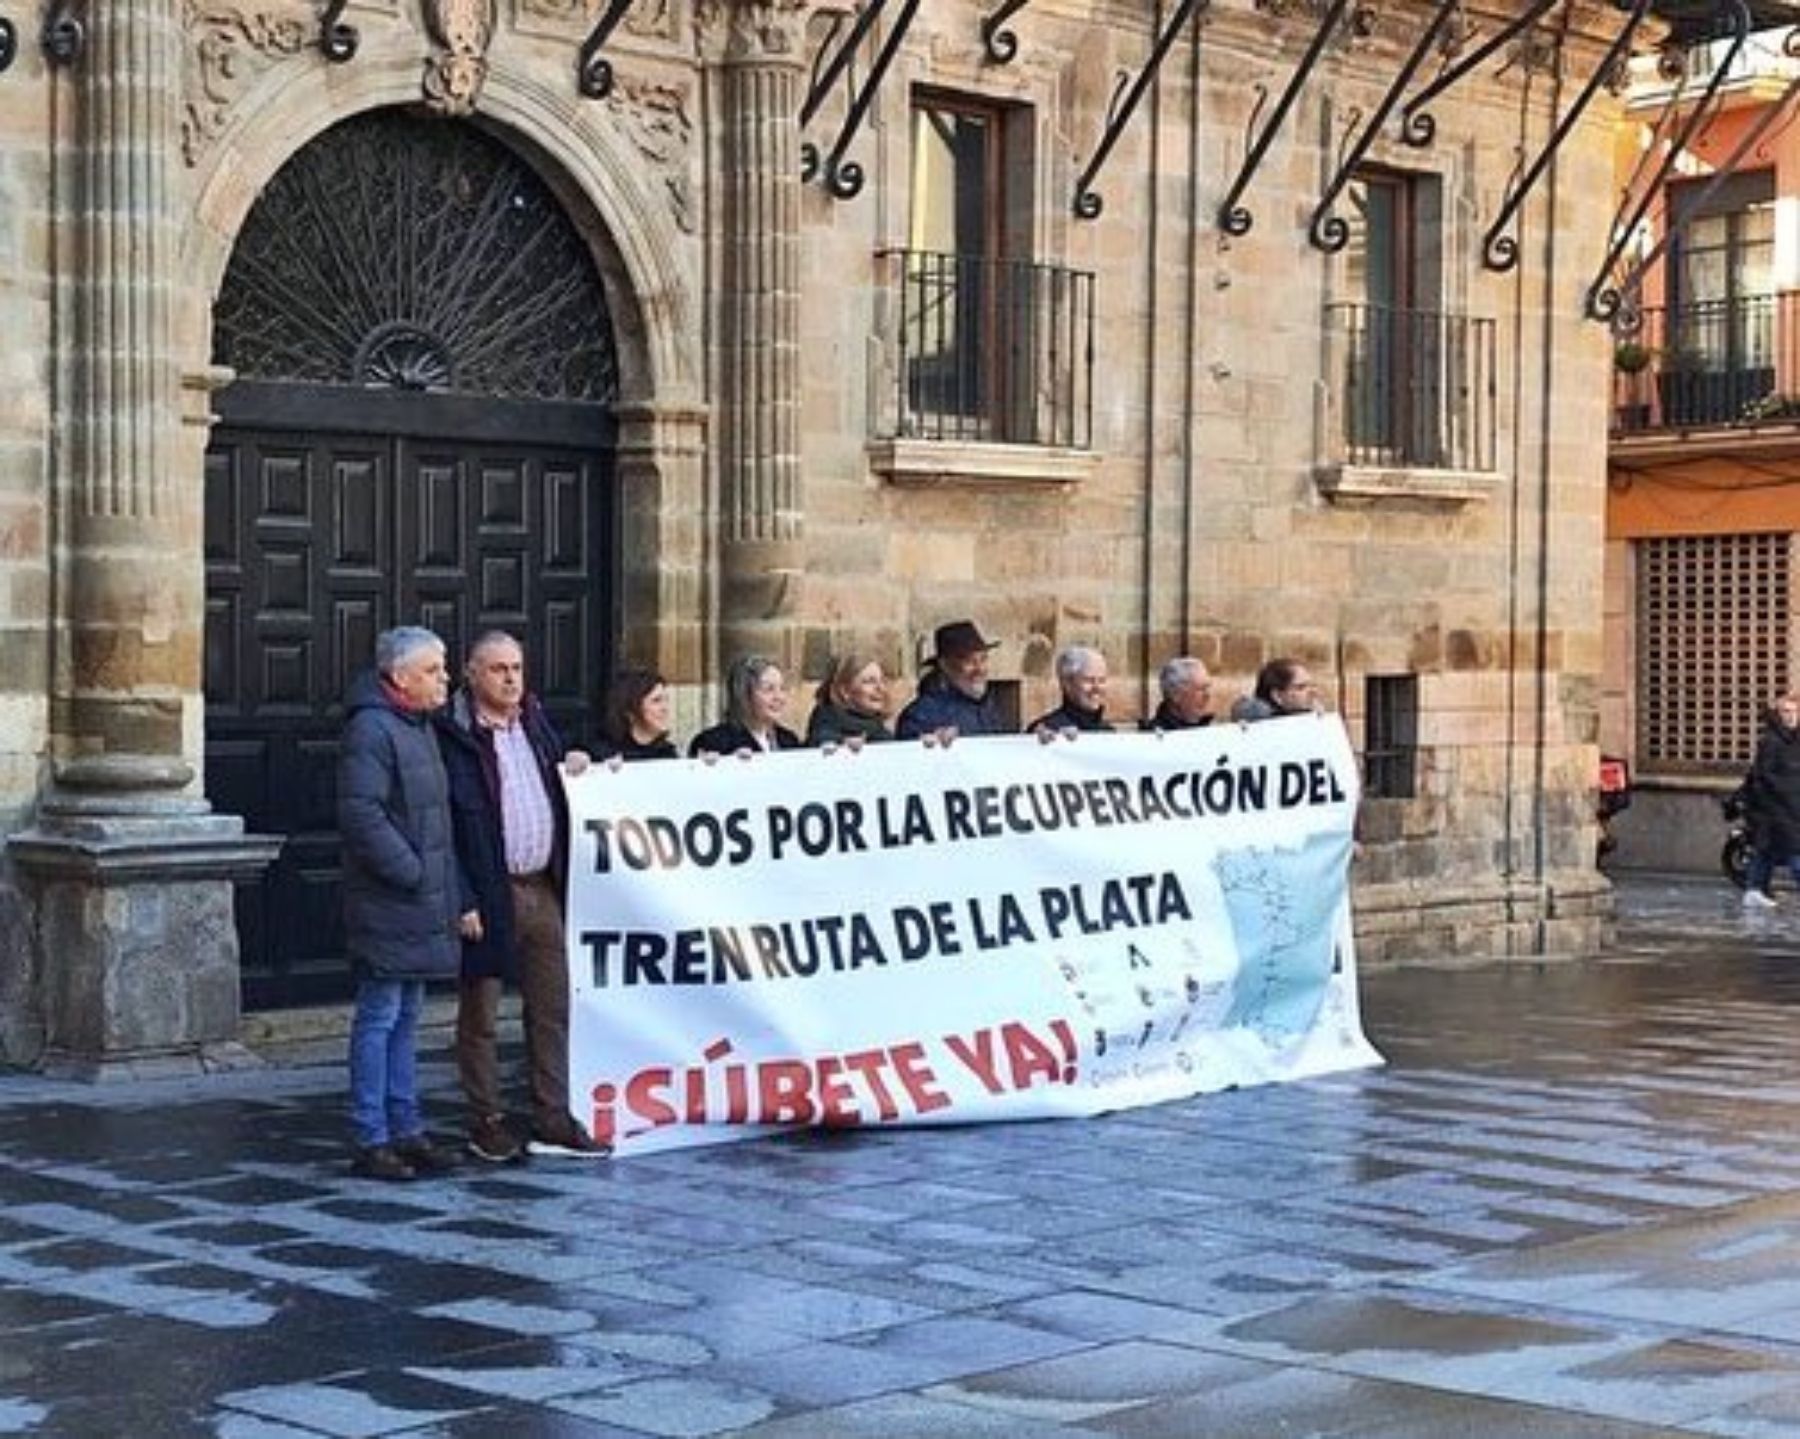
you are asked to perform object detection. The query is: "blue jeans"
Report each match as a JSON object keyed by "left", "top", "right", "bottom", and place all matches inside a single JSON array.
[
  {"left": 1747, "top": 850, "right": 1800, "bottom": 895},
  {"left": 348, "top": 979, "right": 425, "bottom": 1148}
]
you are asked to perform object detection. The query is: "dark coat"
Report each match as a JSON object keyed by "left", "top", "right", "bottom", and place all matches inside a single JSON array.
[
  {"left": 595, "top": 734, "right": 678, "bottom": 762},
  {"left": 1140, "top": 702, "right": 1214, "bottom": 733},
  {"left": 337, "top": 669, "right": 465, "bottom": 981},
  {"left": 435, "top": 690, "right": 570, "bottom": 982},
  {"left": 1750, "top": 720, "right": 1800, "bottom": 861},
  {"left": 689, "top": 722, "right": 802, "bottom": 757},
  {"left": 895, "top": 671, "right": 1005, "bottom": 739},
  {"left": 806, "top": 701, "right": 893, "bottom": 746},
  {"left": 1029, "top": 700, "right": 1112, "bottom": 734}
]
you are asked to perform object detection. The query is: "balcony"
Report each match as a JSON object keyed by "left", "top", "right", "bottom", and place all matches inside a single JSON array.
[
  {"left": 1316, "top": 303, "right": 1498, "bottom": 501},
  {"left": 1611, "top": 295, "right": 1797, "bottom": 435},
  {"left": 871, "top": 250, "right": 1095, "bottom": 477}
]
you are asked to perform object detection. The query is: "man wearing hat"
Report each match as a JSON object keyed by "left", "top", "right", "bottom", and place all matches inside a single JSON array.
[{"left": 896, "top": 620, "right": 1005, "bottom": 740}]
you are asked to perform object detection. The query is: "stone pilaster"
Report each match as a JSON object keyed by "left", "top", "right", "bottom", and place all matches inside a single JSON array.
[
  {"left": 715, "top": 0, "right": 805, "bottom": 667},
  {"left": 6, "top": 0, "right": 278, "bottom": 1076}
]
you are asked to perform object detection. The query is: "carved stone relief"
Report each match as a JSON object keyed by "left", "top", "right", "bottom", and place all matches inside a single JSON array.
[
  {"left": 422, "top": 0, "right": 496, "bottom": 113},
  {"left": 180, "top": 0, "right": 309, "bottom": 166},
  {"left": 606, "top": 77, "right": 695, "bottom": 232},
  {"left": 694, "top": 0, "right": 806, "bottom": 64},
  {"left": 514, "top": 0, "right": 678, "bottom": 47}
]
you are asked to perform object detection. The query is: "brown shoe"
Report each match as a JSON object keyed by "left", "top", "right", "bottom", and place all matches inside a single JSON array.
[
  {"left": 466, "top": 1114, "right": 526, "bottom": 1165},
  {"left": 391, "top": 1133, "right": 461, "bottom": 1175},
  {"left": 529, "top": 1119, "right": 610, "bottom": 1158},
  {"left": 350, "top": 1144, "right": 416, "bottom": 1182}
]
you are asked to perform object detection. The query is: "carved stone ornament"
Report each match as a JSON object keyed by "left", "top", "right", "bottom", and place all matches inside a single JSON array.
[
  {"left": 180, "top": 0, "right": 309, "bottom": 166},
  {"left": 517, "top": 0, "right": 676, "bottom": 42},
  {"left": 422, "top": 0, "right": 496, "bottom": 114},
  {"left": 606, "top": 76, "right": 695, "bottom": 231},
  {"left": 694, "top": 0, "right": 806, "bottom": 63}
]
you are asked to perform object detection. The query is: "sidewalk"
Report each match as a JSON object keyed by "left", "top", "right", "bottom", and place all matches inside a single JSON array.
[{"left": 7, "top": 877, "right": 1800, "bottom": 1435}]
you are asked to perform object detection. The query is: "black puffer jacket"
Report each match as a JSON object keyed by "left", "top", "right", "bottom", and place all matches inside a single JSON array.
[
  {"left": 1750, "top": 719, "right": 1800, "bottom": 861},
  {"left": 337, "top": 669, "right": 465, "bottom": 981},
  {"left": 806, "top": 701, "right": 892, "bottom": 746}
]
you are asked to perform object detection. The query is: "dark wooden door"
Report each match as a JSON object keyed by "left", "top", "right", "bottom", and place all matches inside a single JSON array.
[{"left": 205, "top": 410, "right": 612, "bottom": 1010}]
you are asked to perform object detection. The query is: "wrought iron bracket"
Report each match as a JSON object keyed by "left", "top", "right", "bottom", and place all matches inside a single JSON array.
[
  {"left": 799, "top": 0, "right": 922, "bottom": 200},
  {"left": 318, "top": 0, "right": 356, "bottom": 62},
  {"left": 1072, "top": 0, "right": 1211, "bottom": 220},
  {"left": 1309, "top": 0, "right": 1462, "bottom": 251},
  {"left": 1398, "top": 0, "right": 1559, "bottom": 147},
  {"left": 980, "top": 0, "right": 1035, "bottom": 64},
  {"left": 1598, "top": 28, "right": 1800, "bottom": 329},
  {"left": 1584, "top": 0, "right": 1748, "bottom": 321},
  {"left": 1216, "top": 0, "right": 1351, "bottom": 236},
  {"left": 577, "top": 0, "right": 632, "bottom": 98},
  {"left": 0, "top": 15, "right": 16, "bottom": 73},
  {"left": 41, "top": 0, "right": 81, "bottom": 64},
  {"left": 1482, "top": 0, "right": 1651, "bottom": 272}
]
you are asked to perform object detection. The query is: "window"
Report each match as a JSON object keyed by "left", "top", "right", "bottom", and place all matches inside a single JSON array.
[
  {"left": 1662, "top": 172, "right": 1775, "bottom": 424},
  {"left": 1637, "top": 533, "right": 1791, "bottom": 772},
  {"left": 1325, "top": 168, "right": 1494, "bottom": 472},
  {"left": 880, "top": 92, "right": 1092, "bottom": 450},
  {"left": 1364, "top": 675, "right": 1419, "bottom": 800}
]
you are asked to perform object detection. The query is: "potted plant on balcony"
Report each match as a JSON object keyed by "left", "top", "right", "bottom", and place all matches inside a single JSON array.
[
  {"left": 1613, "top": 340, "right": 1654, "bottom": 374},
  {"left": 1611, "top": 340, "right": 1655, "bottom": 431}
]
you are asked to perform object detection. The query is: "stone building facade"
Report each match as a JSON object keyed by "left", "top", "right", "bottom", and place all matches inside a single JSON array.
[{"left": 0, "top": 0, "right": 1619, "bottom": 1072}]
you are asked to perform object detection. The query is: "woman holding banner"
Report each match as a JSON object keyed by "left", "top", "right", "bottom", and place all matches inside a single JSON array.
[
  {"left": 596, "top": 668, "right": 678, "bottom": 762},
  {"left": 806, "top": 653, "right": 893, "bottom": 747},
  {"left": 690, "top": 655, "right": 803, "bottom": 758}
]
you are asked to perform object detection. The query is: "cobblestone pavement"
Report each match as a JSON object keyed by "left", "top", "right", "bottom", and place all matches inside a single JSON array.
[{"left": 9, "top": 874, "right": 1800, "bottom": 1436}]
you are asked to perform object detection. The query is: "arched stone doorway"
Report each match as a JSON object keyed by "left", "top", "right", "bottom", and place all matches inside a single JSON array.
[{"left": 205, "top": 109, "right": 620, "bottom": 1009}]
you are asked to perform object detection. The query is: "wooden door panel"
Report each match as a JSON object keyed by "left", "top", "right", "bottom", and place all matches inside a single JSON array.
[{"left": 207, "top": 420, "right": 611, "bottom": 1009}]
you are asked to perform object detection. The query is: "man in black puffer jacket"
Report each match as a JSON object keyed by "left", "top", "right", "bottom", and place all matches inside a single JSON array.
[{"left": 339, "top": 627, "right": 465, "bottom": 1181}]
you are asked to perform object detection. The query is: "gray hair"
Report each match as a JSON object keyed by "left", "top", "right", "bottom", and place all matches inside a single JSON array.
[
  {"left": 1056, "top": 646, "right": 1104, "bottom": 686},
  {"left": 723, "top": 653, "right": 782, "bottom": 729},
  {"left": 467, "top": 629, "right": 523, "bottom": 668},
  {"left": 375, "top": 626, "right": 445, "bottom": 678},
  {"left": 1159, "top": 656, "right": 1208, "bottom": 697}
]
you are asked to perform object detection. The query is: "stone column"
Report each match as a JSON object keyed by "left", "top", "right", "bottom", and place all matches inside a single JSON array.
[
  {"left": 6, "top": 0, "right": 278, "bottom": 1078},
  {"left": 715, "top": 0, "right": 806, "bottom": 667}
]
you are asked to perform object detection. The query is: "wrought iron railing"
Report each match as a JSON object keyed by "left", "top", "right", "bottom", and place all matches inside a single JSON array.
[
  {"left": 876, "top": 248, "right": 1094, "bottom": 448},
  {"left": 1323, "top": 302, "right": 1497, "bottom": 472},
  {"left": 1611, "top": 294, "right": 1799, "bottom": 433}
]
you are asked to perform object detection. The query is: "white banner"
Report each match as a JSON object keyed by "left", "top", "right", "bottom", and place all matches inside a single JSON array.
[{"left": 565, "top": 715, "right": 1382, "bottom": 1156}]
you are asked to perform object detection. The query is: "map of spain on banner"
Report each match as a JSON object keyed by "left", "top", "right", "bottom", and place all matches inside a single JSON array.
[{"left": 564, "top": 714, "right": 1383, "bottom": 1156}]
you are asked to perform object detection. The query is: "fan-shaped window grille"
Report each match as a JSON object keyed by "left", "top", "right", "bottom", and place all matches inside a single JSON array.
[{"left": 213, "top": 111, "right": 618, "bottom": 403}]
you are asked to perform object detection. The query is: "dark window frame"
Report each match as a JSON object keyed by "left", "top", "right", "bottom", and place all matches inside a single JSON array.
[{"left": 1364, "top": 674, "right": 1419, "bottom": 801}]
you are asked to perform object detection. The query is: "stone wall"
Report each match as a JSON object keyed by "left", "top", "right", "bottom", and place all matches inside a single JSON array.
[{"left": 0, "top": 0, "right": 1621, "bottom": 1068}]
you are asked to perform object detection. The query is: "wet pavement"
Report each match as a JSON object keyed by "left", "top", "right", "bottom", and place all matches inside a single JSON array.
[{"left": 9, "top": 874, "right": 1800, "bottom": 1435}]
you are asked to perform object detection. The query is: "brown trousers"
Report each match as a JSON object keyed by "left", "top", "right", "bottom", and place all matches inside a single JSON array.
[{"left": 456, "top": 873, "right": 572, "bottom": 1133}]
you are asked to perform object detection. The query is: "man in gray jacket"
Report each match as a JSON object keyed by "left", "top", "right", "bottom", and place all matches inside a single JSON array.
[{"left": 339, "top": 626, "right": 465, "bottom": 1181}]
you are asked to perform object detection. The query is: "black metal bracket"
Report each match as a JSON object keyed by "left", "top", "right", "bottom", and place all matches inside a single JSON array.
[
  {"left": 318, "top": 0, "right": 356, "bottom": 62},
  {"left": 980, "top": 0, "right": 1035, "bottom": 64},
  {"left": 1600, "top": 27, "right": 1800, "bottom": 329},
  {"left": 0, "top": 15, "right": 16, "bottom": 73},
  {"left": 41, "top": 0, "right": 81, "bottom": 64},
  {"left": 1398, "top": 0, "right": 1559, "bottom": 147},
  {"left": 1072, "top": 0, "right": 1211, "bottom": 219},
  {"left": 1217, "top": 0, "right": 1353, "bottom": 236},
  {"left": 1482, "top": 0, "right": 1651, "bottom": 272},
  {"left": 1309, "top": 0, "right": 1461, "bottom": 251},
  {"left": 578, "top": 0, "right": 633, "bottom": 98},
  {"left": 1584, "top": 0, "right": 1748, "bottom": 321},
  {"left": 799, "top": 0, "right": 922, "bottom": 200}
]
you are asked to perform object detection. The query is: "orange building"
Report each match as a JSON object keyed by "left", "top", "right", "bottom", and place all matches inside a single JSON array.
[{"left": 1605, "top": 26, "right": 1800, "bottom": 874}]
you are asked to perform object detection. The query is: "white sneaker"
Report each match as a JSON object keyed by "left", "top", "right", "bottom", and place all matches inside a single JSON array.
[{"left": 1744, "top": 889, "right": 1778, "bottom": 910}]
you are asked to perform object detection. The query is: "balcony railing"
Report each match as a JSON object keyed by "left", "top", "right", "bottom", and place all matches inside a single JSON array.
[
  {"left": 1611, "top": 294, "right": 1800, "bottom": 434},
  {"left": 1323, "top": 302, "right": 1497, "bottom": 473},
  {"left": 875, "top": 248, "right": 1094, "bottom": 449}
]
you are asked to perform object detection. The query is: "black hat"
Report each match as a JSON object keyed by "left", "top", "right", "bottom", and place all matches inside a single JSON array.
[{"left": 933, "top": 620, "right": 999, "bottom": 660}]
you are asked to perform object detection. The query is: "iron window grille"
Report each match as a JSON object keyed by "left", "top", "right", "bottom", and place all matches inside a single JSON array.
[
  {"left": 1637, "top": 532, "right": 1792, "bottom": 773},
  {"left": 1324, "top": 302, "right": 1497, "bottom": 471},
  {"left": 876, "top": 248, "right": 1095, "bottom": 448},
  {"left": 1364, "top": 674, "right": 1419, "bottom": 800}
]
